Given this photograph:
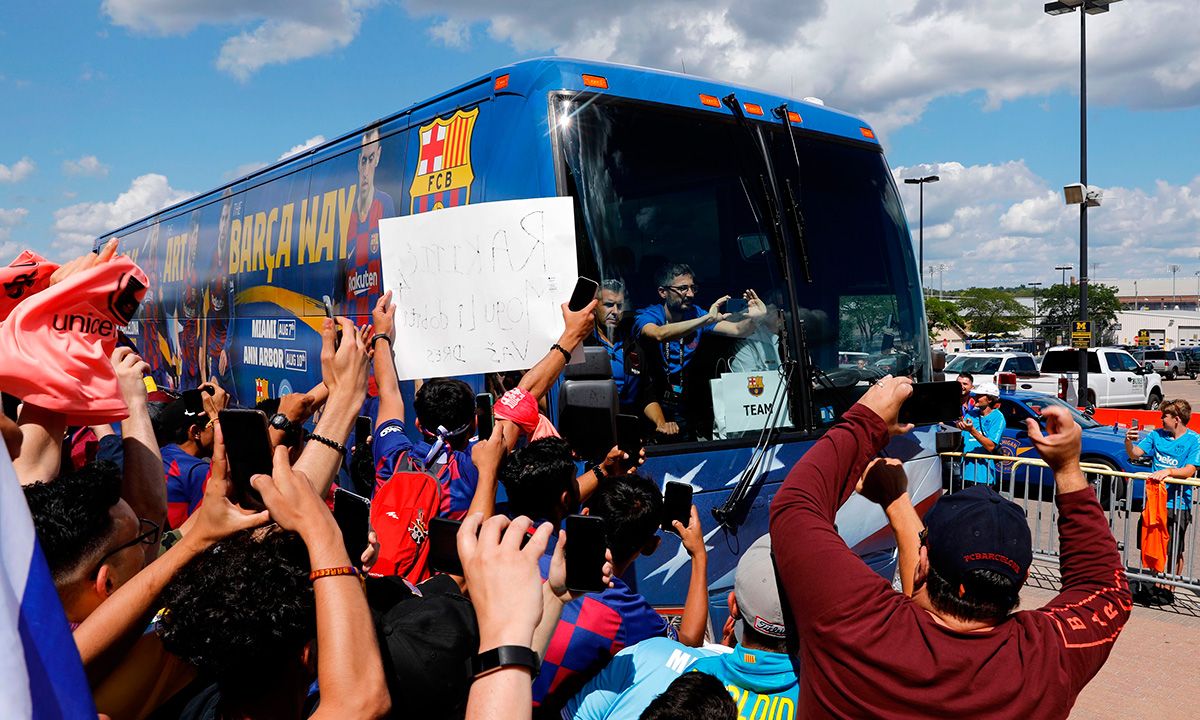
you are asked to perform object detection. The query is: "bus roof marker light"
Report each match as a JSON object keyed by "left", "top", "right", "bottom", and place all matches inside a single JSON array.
[
  {"left": 494, "top": 74, "right": 510, "bottom": 91},
  {"left": 582, "top": 74, "right": 609, "bottom": 89},
  {"left": 699, "top": 93, "right": 721, "bottom": 107},
  {"left": 859, "top": 127, "right": 876, "bottom": 140},
  {"left": 787, "top": 111, "right": 802, "bottom": 124},
  {"left": 743, "top": 102, "right": 764, "bottom": 116}
]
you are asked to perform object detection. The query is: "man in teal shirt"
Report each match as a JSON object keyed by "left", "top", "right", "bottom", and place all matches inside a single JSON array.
[
  {"left": 562, "top": 535, "right": 798, "bottom": 720},
  {"left": 1125, "top": 398, "right": 1199, "bottom": 575},
  {"left": 956, "top": 381, "right": 1006, "bottom": 485}
]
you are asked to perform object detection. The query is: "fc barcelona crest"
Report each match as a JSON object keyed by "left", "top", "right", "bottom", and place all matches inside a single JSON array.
[
  {"left": 254, "top": 377, "right": 270, "bottom": 404},
  {"left": 410, "top": 107, "right": 479, "bottom": 214},
  {"left": 747, "top": 375, "right": 765, "bottom": 397}
]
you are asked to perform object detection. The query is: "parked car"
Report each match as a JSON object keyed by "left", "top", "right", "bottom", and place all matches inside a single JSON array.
[
  {"left": 1036, "top": 347, "right": 1163, "bottom": 409},
  {"left": 1178, "top": 349, "right": 1200, "bottom": 379},
  {"left": 943, "top": 351, "right": 1040, "bottom": 386},
  {"left": 991, "top": 390, "right": 1147, "bottom": 507},
  {"left": 1132, "top": 349, "right": 1191, "bottom": 380}
]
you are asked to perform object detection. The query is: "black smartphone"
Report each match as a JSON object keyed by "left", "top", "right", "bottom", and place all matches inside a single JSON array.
[
  {"left": 427, "top": 517, "right": 532, "bottom": 576},
  {"left": 475, "top": 392, "right": 494, "bottom": 440},
  {"left": 354, "top": 415, "right": 372, "bottom": 450},
  {"left": 899, "top": 381, "right": 963, "bottom": 426},
  {"left": 568, "top": 276, "right": 600, "bottom": 312},
  {"left": 182, "top": 389, "right": 205, "bottom": 416},
  {"left": 662, "top": 480, "right": 694, "bottom": 533},
  {"left": 322, "top": 294, "right": 342, "bottom": 348},
  {"left": 616, "top": 413, "right": 641, "bottom": 460},
  {"left": 726, "top": 297, "right": 748, "bottom": 313},
  {"left": 334, "top": 488, "right": 371, "bottom": 564},
  {"left": 217, "top": 409, "right": 273, "bottom": 508},
  {"left": 565, "top": 514, "right": 608, "bottom": 593},
  {"left": 428, "top": 517, "right": 465, "bottom": 576}
]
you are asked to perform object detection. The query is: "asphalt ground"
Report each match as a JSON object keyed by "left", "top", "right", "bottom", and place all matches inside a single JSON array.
[{"left": 1147, "top": 373, "right": 1200, "bottom": 407}]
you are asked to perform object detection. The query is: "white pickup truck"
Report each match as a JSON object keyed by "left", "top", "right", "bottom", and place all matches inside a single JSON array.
[{"left": 1025, "top": 347, "right": 1163, "bottom": 409}]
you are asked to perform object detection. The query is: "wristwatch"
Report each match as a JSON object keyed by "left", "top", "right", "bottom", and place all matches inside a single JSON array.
[
  {"left": 269, "top": 413, "right": 301, "bottom": 435},
  {"left": 472, "top": 645, "right": 540, "bottom": 679}
]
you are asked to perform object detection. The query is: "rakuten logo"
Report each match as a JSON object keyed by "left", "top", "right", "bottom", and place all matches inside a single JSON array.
[{"left": 348, "top": 270, "right": 379, "bottom": 296}]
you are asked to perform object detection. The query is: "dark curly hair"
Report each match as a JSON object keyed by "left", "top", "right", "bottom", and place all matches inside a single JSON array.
[
  {"left": 413, "top": 378, "right": 475, "bottom": 448},
  {"left": 587, "top": 473, "right": 663, "bottom": 564},
  {"left": 640, "top": 672, "right": 735, "bottom": 720},
  {"left": 23, "top": 462, "right": 122, "bottom": 586},
  {"left": 157, "top": 528, "right": 315, "bottom": 691},
  {"left": 500, "top": 437, "right": 578, "bottom": 521}
]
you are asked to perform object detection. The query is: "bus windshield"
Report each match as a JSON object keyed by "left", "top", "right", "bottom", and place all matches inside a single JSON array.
[{"left": 557, "top": 95, "right": 926, "bottom": 440}]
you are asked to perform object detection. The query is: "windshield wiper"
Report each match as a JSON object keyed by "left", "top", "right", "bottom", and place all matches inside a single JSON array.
[{"left": 772, "top": 104, "right": 812, "bottom": 284}]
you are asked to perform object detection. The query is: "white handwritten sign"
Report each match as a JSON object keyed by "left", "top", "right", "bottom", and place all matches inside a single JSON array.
[{"left": 378, "top": 197, "right": 579, "bottom": 380}]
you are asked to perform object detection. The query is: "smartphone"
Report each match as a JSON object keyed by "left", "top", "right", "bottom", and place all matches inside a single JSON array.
[
  {"left": 322, "top": 294, "right": 342, "bottom": 348},
  {"left": 726, "top": 297, "right": 748, "bottom": 313},
  {"left": 565, "top": 514, "right": 608, "bottom": 593},
  {"left": 428, "top": 517, "right": 465, "bottom": 576},
  {"left": 616, "top": 413, "right": 642, "bottom": 460},
  {"left": 218, "top": 409, "right": 273, "bottom": 508},
  {"left": 662, "top": 481, "right": 694, "bottom": 533},
  {"left": 182, "top": 389, "right": 205, "bottom": 416},
  {"left": 334, "top": 488, "right": 371, "bottom": 565},
  {"left": 898, "top": 381, "right": 962, "bottom": 426},
  {"left": 354, "top": 415, "right": 372, "bottom": 451},
  {"left": 475, "top": 392, "right": 494, "bottom": 440},
  {"left": 568, "top": 276, "right": 600, "bottom": 312},
  {"left": 427, "top": 517, "right": 533, "bottom": 576}
]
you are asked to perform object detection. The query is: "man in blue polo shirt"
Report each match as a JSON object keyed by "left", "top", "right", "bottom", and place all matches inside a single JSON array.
[
  {"left": 633, "top": 263, "right": 766, "bottom": 439},
  {"left": 563, "top": 535, "right": 798, "bottom": 720},
  {"left": 1126, "top": 398, "right": 1199, "bottom": 575},
  {"left": 956, "top": 381, "right": 1005, "bottom": 486}
]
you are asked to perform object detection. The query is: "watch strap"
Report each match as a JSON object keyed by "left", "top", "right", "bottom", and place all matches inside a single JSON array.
[
  {"left": 472, "top": 645, "right": 540, "bottom": 679},
  {"left": 270, "top": 413, "right": 300, "bottom": 433}
]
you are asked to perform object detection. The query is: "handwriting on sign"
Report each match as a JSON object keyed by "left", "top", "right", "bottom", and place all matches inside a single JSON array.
[{"left": 379, "top": 198, "right": 577, "bottom": 380}]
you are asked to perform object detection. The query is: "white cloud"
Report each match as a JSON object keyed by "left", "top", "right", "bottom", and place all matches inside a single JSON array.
[
  {"left": 62, "top": 155, "right": 110, "bottom": 178},
  {"left": 103, "top": 0, "right": 376, "bottom": 80},
  {"left": 405, "top": 0, "right": 1200, "bottom": 134},
  {"left": 0, "top": 207, "right": 29, "bottom": 245},
  {"left": 0, "top": 157, "right": 35, "bottom": 183},
  {"left": 278, "top": 135, "right": 326, "bottom": 160},
  {"left": 52, "top": 174, "right": 192, "bottom": 258},
  {"left": 894, "top": 160, "right": 1200, "bottom": 287}
]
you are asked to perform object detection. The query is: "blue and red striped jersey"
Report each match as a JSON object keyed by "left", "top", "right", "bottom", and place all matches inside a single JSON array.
[{"left": 161, "top": 443, "right": 210, "bottom": 529}]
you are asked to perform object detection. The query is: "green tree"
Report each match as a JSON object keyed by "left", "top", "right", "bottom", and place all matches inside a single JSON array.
[
  {"left": 925, "top": 297, "right": 965, "bottom": 335},
  {"left": 956, "top": 288, "right": 1030, "bottom": 348},
  {"left": 1037, "top": 283, "right": 1121, "bottom": 345}
]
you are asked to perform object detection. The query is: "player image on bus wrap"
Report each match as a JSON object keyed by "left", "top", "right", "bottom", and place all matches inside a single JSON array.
[
  {"left": 175, "top": 210, "right": 204, "bottom": 388},
  {"left": 336, "top": 128, "right": 394, "bottom": 323},
  {"left": 135, "top": 223, "right": 176, "bottom": 388},
  {"left": 203, "top": 193, "right": 238, "bottom": 402}
]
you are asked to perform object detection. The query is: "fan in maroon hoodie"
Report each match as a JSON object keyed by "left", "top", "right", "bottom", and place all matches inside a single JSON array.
[{"left": 769, "top": 375, "right": 1132, "bottom": 720}]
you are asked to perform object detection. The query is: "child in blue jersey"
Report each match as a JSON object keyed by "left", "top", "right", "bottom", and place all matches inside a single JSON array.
[
  {"left": 956, "top": 382, "right": 1006, "bottom": 485},
  {"left": 563, "top": 535, "right": 798, "bottom": 720},
  {"left": 1125, "top": 398, "right": 1199, "bottom": 574}
]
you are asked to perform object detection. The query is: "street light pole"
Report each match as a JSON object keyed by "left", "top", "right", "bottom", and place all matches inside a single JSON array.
[
  {"left": 1045, "top": 0, "right": 1122, "bottom": 407},
  {"left": 905, "top": 175, "right": 940, "bottom": 292},
  {"left": 1170, "top": 264, "right": 1181, "bottom": 306},
  {"left": 1030, "top": 281, "right": 1043, "bottom": 348},
  {"left": 1055, "top": 264, "right": 1072, "bottom": 288}
]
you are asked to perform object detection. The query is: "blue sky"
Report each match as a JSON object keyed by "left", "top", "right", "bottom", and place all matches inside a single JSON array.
[{"left": 2, "top": 1, "right": 1198, "bottom": 288}]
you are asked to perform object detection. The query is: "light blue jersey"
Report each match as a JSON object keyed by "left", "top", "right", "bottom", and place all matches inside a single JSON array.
[
  {"left": 688, "top": 643, "right": 800, "bottom": 720},
  {"left": 962, "top": 408, "right": 1005, "bottom": 485},
  {"left": 1137, "top": 428, "right": 1200, "bottom": 509},
  {"left": 561, "top": 637, "right": 718, "bottom": 720}
]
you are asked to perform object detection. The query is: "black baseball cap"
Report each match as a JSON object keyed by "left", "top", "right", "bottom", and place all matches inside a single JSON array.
[{"left": 924, "top": 485, "right": 1032, "bottom": 587}]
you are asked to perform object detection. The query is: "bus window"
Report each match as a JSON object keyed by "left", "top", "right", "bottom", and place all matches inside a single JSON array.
[{"left": 558, "top": 96, "right": 926, "bottom": 443}]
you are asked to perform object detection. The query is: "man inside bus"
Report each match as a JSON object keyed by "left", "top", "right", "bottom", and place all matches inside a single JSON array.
[
  {"left": 633, "top": 263, "right": 768, "bottom": 440},
  {"left": 585, "top": 279, "right": 651, "bottom": 420}
]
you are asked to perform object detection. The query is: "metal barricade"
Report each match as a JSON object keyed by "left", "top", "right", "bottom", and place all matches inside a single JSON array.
[{"left": 938, "top": 451, "right": 1200, "bottom": 597}]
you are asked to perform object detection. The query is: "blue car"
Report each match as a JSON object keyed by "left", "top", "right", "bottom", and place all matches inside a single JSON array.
[{"left": 991, "top": 390, "right": 1147, "bottom": 506}]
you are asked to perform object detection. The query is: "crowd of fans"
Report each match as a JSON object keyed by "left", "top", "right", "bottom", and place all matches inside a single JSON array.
[{"left": 2, "top": 242, "right": 1132, "bottom": 720}]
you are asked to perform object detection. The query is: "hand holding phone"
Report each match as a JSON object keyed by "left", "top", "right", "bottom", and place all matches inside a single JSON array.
[
  {"left": 568, "top": 276, "right": 600, "bottom": 312},
  {"left": 898, "top": 381, "right": 962, "bottom": 426},
  {"left": 475, "top": 392, "right": 494, "bottom": 440},
  {"left": 662, "top": 481, "right": 693, "bottom": 533},
  {"left": 218, "top": 409, "right": 274, "bottom": 508},
  {"left": 616, "top": 413, "right": 642, "bottom": 461},
  {"left": 322, "top": 294, "right": 342, "bottom": 349},
  {"left": 565, "top": 514, "right": 608, "bottom": 593}
]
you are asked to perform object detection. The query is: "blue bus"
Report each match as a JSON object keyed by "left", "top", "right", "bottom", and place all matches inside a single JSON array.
[{"left": 98, "top": 57, "right": 940, "bottom": 626}]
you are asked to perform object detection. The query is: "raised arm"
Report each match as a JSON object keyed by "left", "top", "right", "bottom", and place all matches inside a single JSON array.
[
  {"left": 768, "top": 376, "right": 913, "bottom": 631},
  {"left": 293, "top": 318, "right": 370, "bottom": 497},
  {"left": 110, "top": 347, "right": 167, "bottom": 564},
  {"left": 672, "top": 505, "right": 709, "bottom": 647},
  {"left": 516, "top": 301, "right": 596, "bottom": 400},
  {"left": 711, "top": 289, "right": 768, "bottom": 339},
  {"left": 856, "top": 457, "right": 922, "bottom": 597},
  {"left": 253, "top": 444, "right": 390, "bottom": 720},
  {"left": 13, "top": 403, "right": 65, "bottom": 484},
  {"left": 370, "top": 290, "right": 404, "bottom": 427}
]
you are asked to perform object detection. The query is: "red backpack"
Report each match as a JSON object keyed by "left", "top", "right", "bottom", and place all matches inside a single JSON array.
[{"left": 369, "top": 454, "right": 442, "bottom": 583}]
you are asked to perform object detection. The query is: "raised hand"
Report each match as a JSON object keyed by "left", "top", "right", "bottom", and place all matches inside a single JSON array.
[
  {"left": 855, "top": 457, "right": 909, "bottom": 509},
  {"left": 672, "top": 505, "right": 707, "bottom": 559},
  {"left": 547, "top": 527, "right": 614, "bottom": 603},
  {"left": 372, "top": 290, "right": 397, "bottom": 342},
  {"left": 858, "top": 375, "right": 915, "bottom": 436},
  {"left": 320, "top": 317, "right": 370, "bottom": 407},
  {"left": 110, "top": 346, "right": 150, "bottom": 405},
  {"left": 561, "top": 300, "right": 596, "bottom": 348},
  {"left": 744, "top": 289, "right": 768, "bottom": 320},
  {"left": 458, "top": 513, "right": 553, "bottom": 650},
  {"left": 251, "top": 444, "right": 332, "bottom": 540},
  {"left": 706, "top": 295, "right": 732, "bottom": 323},
  {"left": 50, "top": 238, "right": 119, "bottom": 286},
  {"left": 186, "top": 425, "right": 270, "bottom": 547}
]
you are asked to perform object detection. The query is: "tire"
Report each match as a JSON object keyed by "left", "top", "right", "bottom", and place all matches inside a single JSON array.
[
  {"left": 1146, "top": 389, "right": 1163, "bottom": 411},
  {"left": 1190, "top": 370, "right": 1197, "bottom": 380},
  {"left": 1167, "top": 368, "right": 1177, "bottom": 381},
  {"left": 1086, "top": 390, "right": 1097, "bottom": 409},
  {"left": 1082, "top": 458, "right": 1126, "bottom": 510}
]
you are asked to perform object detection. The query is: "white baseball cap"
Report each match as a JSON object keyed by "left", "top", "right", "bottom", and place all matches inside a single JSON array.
[{"left": 970, "top": 382, "right": 1001, "bottom": 398}]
